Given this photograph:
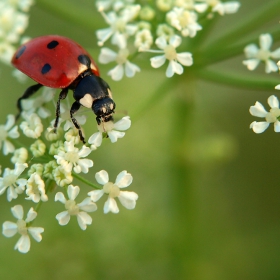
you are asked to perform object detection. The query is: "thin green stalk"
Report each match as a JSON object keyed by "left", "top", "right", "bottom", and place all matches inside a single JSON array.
[
  {"left": 168, "top": 74, "right": 197, "bottom": 278},
  {"left": 195, "top": 68, "right": 280, "bottom": 90},
  {"left": 72, "top": 173, "right": 101, "bottom": 189}
]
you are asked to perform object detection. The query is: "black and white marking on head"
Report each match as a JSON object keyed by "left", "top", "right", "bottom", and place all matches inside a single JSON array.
[
  {"left": 79, "top": 93, "right": 94, "bottom": 108},
  {"left": 47, "top": 40, "right": 59, "bottom": 49},
  {"left": 15, "top": 45, "right": 26, "bottom": 59},
  {"left": 41, "top": 63, "right": 52, "bottom": 74}
]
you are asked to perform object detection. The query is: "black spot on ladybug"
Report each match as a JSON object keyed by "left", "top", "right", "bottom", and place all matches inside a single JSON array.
[
  {"left": 15, "top": 46, "right": 26, "bottom": 59},
  {"left": 78, "top": 55, "right": 91, "bottom": 68},
  {"left": 41, "top": 63, "right": 52, "bottom": 74},
  {"left": 47, "top": 40, "right": 59, "bottom": 49}
]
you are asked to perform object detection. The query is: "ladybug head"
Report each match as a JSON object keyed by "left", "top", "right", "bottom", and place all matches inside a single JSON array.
[{"left": 92, "top": 97, "right": 116, "bottom": 125}]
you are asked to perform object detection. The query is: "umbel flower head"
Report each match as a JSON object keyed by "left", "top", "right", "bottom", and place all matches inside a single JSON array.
[
  {"left": 88, "top": 170, "right": 138, "bottom": 214},
  {"left": 249, "top": 95, "right": 280, "bottom": 133},
  {"left": 243, "top": 33, "right": 280, "bottom": 73},
  {"left": 2, "top": 205, "right": 44, "bottom": 253},
  {"left": 55, "top": 185, "right": 97, "bottom": 230}
]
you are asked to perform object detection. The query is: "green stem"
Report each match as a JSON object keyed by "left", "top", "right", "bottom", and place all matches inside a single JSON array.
[
  {"left": 168, "top": 74, "right": 197, "bottom": 278},
  {"left": 195, "top": 68, "right": 280, "bottom": 90},
  {"left": 72, "top": 173, "right": 101, "bottom": 189}
]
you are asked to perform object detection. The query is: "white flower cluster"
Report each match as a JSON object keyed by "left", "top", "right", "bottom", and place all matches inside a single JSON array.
[
  {"left": 247, "top": 34, "right": 280, "bottom": 134},
  {"left": 95, "top": 0, "right": 240, "bottom": 80},
  {"left": 0, "top": 0, "right": 33, "bottom": 80},
  {"left": 0, "top": 89, "right": 138, "bottom": 253}
]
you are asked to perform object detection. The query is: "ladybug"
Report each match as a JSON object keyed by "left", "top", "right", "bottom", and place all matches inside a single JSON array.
[{"left": 11, "top": 35, "right": 115, "bottom": 143}]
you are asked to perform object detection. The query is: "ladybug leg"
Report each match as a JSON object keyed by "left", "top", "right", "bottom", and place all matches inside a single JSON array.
[
  {"left": 70, "top": 101, "right": 85, "bottom": 144},
  {"left": 16, "top": 83, "right": 43, "bottom": 120},
  {"left": 54, "top": 88, "right": 68, "bottom": 133}
]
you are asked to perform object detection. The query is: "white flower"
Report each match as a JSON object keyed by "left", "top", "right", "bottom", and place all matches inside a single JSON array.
[
  {"left": 20, "top": 112, "right": 43, "bottom": 139},
  {"left": 134, "top": 29, "right": 153, "bottom": 51},
  {"left": 99, "top": 47, "right": 140, "bottom": 81},
  {"left": 149, "top": 35, "right": 193, "bottom": 77},
  {"left": 54, "top": 140, "right": 93, "bottom": 174},
  {"left": 0, "top": 163, "right": 27, "bottom": 201},
  {"left": 25, "top": 173, "right": 48, "bottom": 203},
  {"left": 11, "top": 147, "right": 28, "bottom": 164},
  {"left": 249, "top": 95, "right": 280, "bottom": 133},
  {"left": 30, "top": 139, "right": 46, "bottom": 157},
  {"left": 0, "top": 1, "right": 33, "bottom": 67},
  {"left": 197, "top": 0, "right": 240, "bottom": 16},
  {"left": 0, "top": 114, "right": 19, "bottom": 155},
  {"left": 96, "top": 6, "right": 139, "bottom": 47},
  {"left": 53, "top": 166, "right": 73, "bottom": 187},
  {"left": 88, "top": 170, "right": 138, "bottom": 214},
  {"left": 2, "top": 205, "right": 44, "bottom": 253},
  {"left": 88, "top": 116, "right": 131, "bottom": 149},
  {"left": 55, "top": 185, "right": 97, "bottom": 230},
  {"left": 243, "top": 34, "right": 280, "bottom": 73},
  {"left": 21, "top": 87, "right": 54, "bottom": 118},
  {"left": 167, "top": 7, "right": 202, "bottom": 37}
]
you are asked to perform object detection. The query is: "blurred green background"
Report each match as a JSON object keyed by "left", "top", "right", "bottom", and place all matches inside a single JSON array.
[{"left": 0, "top": 0, "right": 280, "bottom": 279}]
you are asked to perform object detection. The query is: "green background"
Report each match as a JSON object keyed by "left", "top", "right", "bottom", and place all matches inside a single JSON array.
[{"left": 0, "top": 0, "right": 279, "bottom": 279}]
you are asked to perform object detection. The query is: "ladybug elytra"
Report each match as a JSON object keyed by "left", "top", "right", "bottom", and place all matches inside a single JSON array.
[{"left": 11, "top": 35, "right": 115, "bottom": 143}]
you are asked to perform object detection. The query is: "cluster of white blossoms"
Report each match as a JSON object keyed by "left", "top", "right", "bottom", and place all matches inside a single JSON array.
[
  {"left": 0, "top": 87, "right": 138, "bottom": 253},
  {"left": 246, "top": 33, "right": 280, "bottom": 133},
  {"left": 95, "top": 0, "right": 240, "bottom": 80},
  {"left": 0, "top": 0, "right": 33, "bottom": 81}
]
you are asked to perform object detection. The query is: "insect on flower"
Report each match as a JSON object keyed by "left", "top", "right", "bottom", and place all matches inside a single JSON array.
[{"left": 11, "top": 35, "right": 116, "bottom": 143}]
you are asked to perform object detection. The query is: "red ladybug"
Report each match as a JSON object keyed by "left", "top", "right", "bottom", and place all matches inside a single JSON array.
[{"left": 11, "top": 35, "right": 115, "bottom": 143}]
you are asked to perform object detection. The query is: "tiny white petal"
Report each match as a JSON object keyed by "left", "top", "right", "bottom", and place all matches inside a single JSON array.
[
  {"left": 95, "top": 170, "right": 109, "bottom": 185},
  {"left": 11, "top": 205, "right": 24, "bottom": 220},
  {"left": 2, "top": 221, "right": 18, "bottom": 237},
  {"left": 55, "top": 192, "right": 66, "bottom": 204},
  {"left": 177, "top": 52, "right": 193, "bottom": 66},
  {"left": 108, "top": 64, "right": 124, "bottom": 81},
  {"left": 243, "top": 59, "right": 260, "bottom": 71},
  {"left": 249, "top": 102, "right": 268, "bottom": 117},
  {"left": 77, "top": 212, "right": 92, "bottom": 230},
  {"left": 259, "top": 33, "right": 272, "bottom": 51},
  {"left": 271, "top": 48, "right": 280, "bottom": 59},
  {"left": 169, "top": 35, "right": 182, "bottom": 48},
  {"left": 113, "top": 116, "right": 131, "bottom": 131},
  {"left": 150, "top": 55, "right": 166, "bottom": 68},
  {"left": 88, "top": 132, "right": 102, "bottom": 147},
  {"left": 267, "top": 95, "right": 279, "bottom": 108},
  {"left": 108, "top": 130, "right": 125, "bottom": 143},
  {"left": 115, "top": 171, "right": 133, "bottom": 188},
  {"left": 274, "top": 121, "right": 280, "bottom": 132},
  {"left": 155, "top": 36, "right": 167, "bottom": 49},
  {"left": 56, "top": 211, "right": 70, "bottom": 226},
  {"left": 28, "top": 227, "right": 44, "bottom": 242},
  {"left": 118, "top": 191, "right": 138, "bottom": 209},
  {"left": 78, "top": 197, "right": 97, "bottom": 212},
  {"left": 88, "top": 189, "right": 104, "bottom": 202},
  {"left": 67, "top": 185, "right": 80, "bottom": 200},
  {"left": 14, "top": 235, "right": 30, "bottom": 253},
  {"left": 250, "top": 121, "right": 269, "bottom": 133},
  {"left": 104, "top": 197, "right": 119, "bottom": 213},
  {"left": 265, "top": 59, "right": 278, "bottom": 73},
  {"left": 25, "top": 208, "right": 37, "bottom": 223}
]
